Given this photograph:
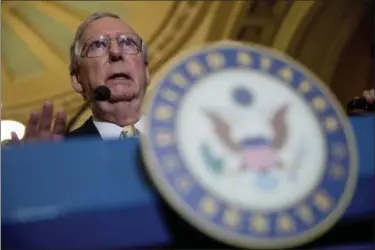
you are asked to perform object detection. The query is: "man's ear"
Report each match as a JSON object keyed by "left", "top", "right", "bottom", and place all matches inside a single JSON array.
[{"left": 71, "top": 73, "right": 83, "bottom": 94}]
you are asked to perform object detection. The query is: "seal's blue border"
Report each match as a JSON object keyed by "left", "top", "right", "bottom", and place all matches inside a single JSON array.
[{"left": 144, "top": 45, "right": 356, "bottom": 245}]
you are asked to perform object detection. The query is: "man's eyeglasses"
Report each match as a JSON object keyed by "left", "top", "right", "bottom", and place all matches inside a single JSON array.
[{"left": 80, "top": 34, "right": 143, "bottom": 58}]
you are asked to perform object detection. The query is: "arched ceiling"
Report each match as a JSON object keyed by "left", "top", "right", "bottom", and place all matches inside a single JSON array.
[{"left": 1, "top": 0, "right": 370, "bottom": 125}]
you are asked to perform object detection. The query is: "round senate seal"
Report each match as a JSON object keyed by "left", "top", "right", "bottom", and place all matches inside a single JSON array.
[{"left": 141, "top": 42, "right": 358, "bottom": 249}]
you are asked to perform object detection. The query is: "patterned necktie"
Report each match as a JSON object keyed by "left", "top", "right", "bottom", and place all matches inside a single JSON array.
[{"left": 119, "top": 125, "right": 137, "bottom": 139}]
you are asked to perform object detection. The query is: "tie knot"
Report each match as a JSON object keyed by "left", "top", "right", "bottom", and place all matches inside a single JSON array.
[
  {"left": 119, "top": 125, "right": 137, "bottom": 139},
  {"left": 122, "top": 125, "right": 135, "bottom": 137}
]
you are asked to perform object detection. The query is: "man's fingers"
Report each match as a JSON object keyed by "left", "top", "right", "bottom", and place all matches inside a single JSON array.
[
  {"left": 370, "top": 89, "right": 374, "bottom": 99},
  {"left": 18, "top": 101, "right": 68, "bottom": 143},
  {"left": 51, "top": 134, "right": 64, "bottom": 142},
  {"left": 39, "top": 101, "right": 54, "bottom": 131},
  {"left": 11, "top": 132, "right": 19, "bottom": 141},
  {"left": 52, "top": 111, "right": 67, "bottom": 135},
  {"left": 363, "top": 90, "right": 374, "bottom": 103},
  {"left": 25, "top": 111, "right": 41, "bottom": 138}
]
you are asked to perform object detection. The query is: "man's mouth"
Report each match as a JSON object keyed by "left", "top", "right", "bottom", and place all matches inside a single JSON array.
[{"left": 106, "top": 73, "right": 132, "bottom": 82}]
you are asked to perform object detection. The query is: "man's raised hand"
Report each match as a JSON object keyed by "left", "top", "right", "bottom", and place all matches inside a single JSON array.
[
  {"left": 363, "top": 89, "right": 374, "bottom": 104},
  {"left": 10, "top": 101, "right": 67, "bottom": 143}
]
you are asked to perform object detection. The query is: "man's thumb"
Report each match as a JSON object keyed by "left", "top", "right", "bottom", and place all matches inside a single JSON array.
[{"left": 11, "top": 131, "right": 20, "bottom": 141}]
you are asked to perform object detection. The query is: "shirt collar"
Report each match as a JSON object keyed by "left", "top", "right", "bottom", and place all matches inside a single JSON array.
[{"left": 93, "top": 117, "right": 144, "bottom": 140}]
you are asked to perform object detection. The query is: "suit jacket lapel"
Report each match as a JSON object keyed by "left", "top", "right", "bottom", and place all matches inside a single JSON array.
[{"left": 65, "top": 117, "right": 102, "bottom": 139}]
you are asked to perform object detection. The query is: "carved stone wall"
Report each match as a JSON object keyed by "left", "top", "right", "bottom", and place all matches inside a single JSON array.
[
  {"left": 290, "top": 0, "right": 365, "bottom": 82},
  {"left": 330, "top": 7, "right": 374, "bottom": 104}
]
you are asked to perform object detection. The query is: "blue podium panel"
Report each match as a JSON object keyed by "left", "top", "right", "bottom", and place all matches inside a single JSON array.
[
  {"left": 345, "top": 115, "right": 374, "bottom": 218},
  {"left": 1, "top": 138, "right": 170, "bottom": 249},
  {"left": 1, "top": 115, "right": 373, "bottom": 249},
  {"left": 318, "top": 243, "right": 374, "bottom": 250}
]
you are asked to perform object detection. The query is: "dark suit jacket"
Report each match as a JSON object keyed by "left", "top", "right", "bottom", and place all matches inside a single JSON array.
[
  {"left": 65, "top": 118, "right": 374, "bottom": 249},
  {"left": 66, "top": 117, "right": 102, "bottom": 139}
]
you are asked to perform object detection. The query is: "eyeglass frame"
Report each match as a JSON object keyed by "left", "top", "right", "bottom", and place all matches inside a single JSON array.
[{"left": 79, "top": 33, "right": 144, "bottom": 58}]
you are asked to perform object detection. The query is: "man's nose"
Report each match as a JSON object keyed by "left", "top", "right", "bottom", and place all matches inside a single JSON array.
[{"left": 108, "top": 40, "right": 123, "bottom": 62}]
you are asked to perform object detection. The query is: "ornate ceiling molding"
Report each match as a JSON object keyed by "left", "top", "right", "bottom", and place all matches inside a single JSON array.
[
  {"left": 228, "top": 0, "right": 294, "bottom": 46},
  {"left": 204, "top": 1, "right": 249, "bottom": 42},
  {"left": 147, "top": 1, "right": 212, "bottom": 74},
  {"left": 272, "top": 1, "right": 316, "bottom": 52}
]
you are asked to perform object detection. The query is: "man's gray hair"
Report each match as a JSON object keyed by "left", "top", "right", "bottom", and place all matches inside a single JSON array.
[{"left": 69, "top": 12, "right": 148, "bottom": 74}]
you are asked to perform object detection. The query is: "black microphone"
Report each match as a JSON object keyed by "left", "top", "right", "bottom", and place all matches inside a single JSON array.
[
  {"left": 346, "top": 97, "right": 374, "bottom": 114},
  {"left": 66, "top": 86, "right": 111, "bottom": 133}
]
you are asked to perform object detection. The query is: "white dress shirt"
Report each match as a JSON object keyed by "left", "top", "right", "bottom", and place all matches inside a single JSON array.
[{"left": 93, "top": 117, "right": 144, "bottom": 140}]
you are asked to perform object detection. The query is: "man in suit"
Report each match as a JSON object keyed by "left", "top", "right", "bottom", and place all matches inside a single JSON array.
[
  {"left": 8, "top": 11, "right": 373, "bottom": 143},
  {"left": 10, "top": 12, "right": 149, "bottom": 143}
]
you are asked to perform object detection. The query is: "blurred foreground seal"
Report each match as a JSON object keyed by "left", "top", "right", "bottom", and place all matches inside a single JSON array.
[{"left": 141, "top": 41, "right": 358, "bottom": 249}]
